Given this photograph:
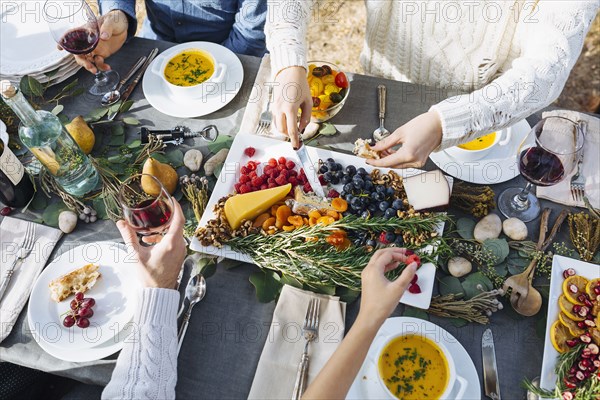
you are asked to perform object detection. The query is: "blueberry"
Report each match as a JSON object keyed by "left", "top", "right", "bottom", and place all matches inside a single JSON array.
[
  {"left": 368, "top": 204, "right": 378, "bottom": 214},
  {"left": 384, "top": 208, "right": 396, "bottom": 219},
  {"left": 366, "top": 239, "right": 377, "bottom": 248},
  {"left": 385, "top": 232, "right": 396, "bottom": 243},
  {"left": 357, "top": 167, "right": 367, "bottom": 176},
  {"left": 364, "top": 181, "right": 374, "bottom": 191},
  {"left": 326, "top": 157, "right": 335, "bottom": 163},
  {"left": 376, "top": 185, "right": 386, "bottom": 194},
  {"left": 386, "top": 187, "right": 395, "bottom": 196},
  {"left": 341, "top": 174, "right": 352, "bottom": 184},
  {"left": 364, "top": 174, "right": 372, "bottom": 181},
  {"left": 343, "top": 183, "right": 354, "bottom": 193},
  {"left": 345, "top": 165, "right": 357, "bottom": 175},
  {"left": 394, "top": 235, "right": 404, "bottom": 246},
  {"left": 334, "top": 170, "right": 344, "bottom": 179},
  {"left": 360, "top": 210, "right": 371, "bottom": 219},
  {"left": 319, "top": 165, "right": 328, "bottom": 174},
  {"left": 340, "top": 190, "right": 347, "bottom": 198},
  {"left": 346, "top": 194, "right": 354, "bottom": 203},
  {"left": 335, "top": 163, "right": 343, "bottom": 171},
  {"left": 370, "top": 191, "right": 379, "bottom": 200},
  {"left": 330, "top": 175, "right": 340, "bottom": 185},
  {"left": 323, "top": 172, "right": 334, "bottom": 182},
  {"left": 350, "top": 197, "right": 362, "bottom": 210},
  {"left": 378, "top": 201, "right": 390, "bottom": 212},
  {"left": 352, "top": 178, "right": 364, "bottom": 189},
  {"left": 392, "top": 199, "right": 404, "bottom": 210}
]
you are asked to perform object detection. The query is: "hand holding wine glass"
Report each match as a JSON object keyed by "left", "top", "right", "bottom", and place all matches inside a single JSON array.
[
  {"left": 43, "top": 0, "right": 120, "bottom": 95},
  {"left": 498, "top": 116, "right": 585, "bottom": 221}
]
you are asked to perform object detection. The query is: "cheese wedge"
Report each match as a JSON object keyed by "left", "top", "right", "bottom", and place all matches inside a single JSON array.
[
  {"left": 403, "top": 170, "right": 450, "bottom": 211},
  {"left": 224, "top": 184, "right": 292, "bottom": 229},
  {"left": 286, "top": 186, "right": 334, "bottom": 215},
  {"left": 48, "top": 263, "right": 101, "bottom": 302}
]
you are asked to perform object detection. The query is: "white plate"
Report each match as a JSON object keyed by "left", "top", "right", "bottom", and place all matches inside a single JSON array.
[
  {"left": 0, "top": 1, "right": 70, "bottom": 75},
  {"left": 142, "top": 42, "right": 244, "bottom": 118},
  {"left": 539, "top": 256, "right": 600, "bottom": 395},
  {"left": 346, "top": 317, "right": 481, "bottom": 399},
  {"left": 429, "top": 119, "right": 532, "bottom": 184},
  {"left": 189, "top": 134, "right": 452, "bottom": 309},
  {"left": 28, "top": 242, "right": 140, "bottom": 351}
]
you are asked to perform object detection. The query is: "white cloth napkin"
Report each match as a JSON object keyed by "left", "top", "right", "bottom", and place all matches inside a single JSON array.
[
  {"left": 0, "top": 217, "right": 62, "bottom": 343},
  {"left": 536, "top": 110, "right": 600, "bottom": 209},
  {"left": 248, "top": 285, "right": 347, "bottom": 399}
]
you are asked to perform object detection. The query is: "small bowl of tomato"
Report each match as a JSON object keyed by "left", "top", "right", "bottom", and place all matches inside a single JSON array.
[{"left": 307, "top": 61, "right": 350, "bottom": 123}]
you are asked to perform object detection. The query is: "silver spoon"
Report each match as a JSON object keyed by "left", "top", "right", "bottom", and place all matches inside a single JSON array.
[
  {"left": 100, "top": 55, "right": 147, "bottom": 107},
  {"left": 177, "top": 274, "right": 207, "bottom": 353},
  {"left": 373, "top": 84, "right": 390, "bottom": 142}
]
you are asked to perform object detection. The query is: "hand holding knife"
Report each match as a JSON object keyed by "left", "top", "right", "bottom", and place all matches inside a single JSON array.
[{"left": 293, "top": 137, "right": 326, "bottom": 199}]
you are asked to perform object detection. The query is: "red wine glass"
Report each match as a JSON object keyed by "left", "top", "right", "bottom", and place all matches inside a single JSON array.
[
  {"left": 43, "top": 0, "right": 119, "bottom": 96},
  {"left": 119, "top": 174, "right": 174, "bottom": 244},
  {"left": 498, "top": 117, "right": 585, "bottom": 222}
]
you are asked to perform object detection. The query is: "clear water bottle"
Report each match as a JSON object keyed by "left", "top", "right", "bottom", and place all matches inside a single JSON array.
[{"left": 1, "top": 80, "right": 99, "bottom": 197}]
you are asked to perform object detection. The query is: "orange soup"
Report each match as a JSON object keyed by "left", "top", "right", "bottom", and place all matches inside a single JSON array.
[
  {"left": 378, "top": 335, "right": 449, "bottom": 399},
  {"left": 458, "top": 132, "right": 496, "bottom": 151}
]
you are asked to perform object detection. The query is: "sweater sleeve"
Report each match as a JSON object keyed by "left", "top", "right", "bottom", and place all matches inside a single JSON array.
[
  {"left": 102, "top": 288, "right": 179, "bottom": 400},
  {"left": 265, "top": 0, "right": 313, "bottom": 75},
  {"left": 430, "top": 1, "right": 598, "bottom": 151},
  {"left": 221, "top": 0, "right": 268, "bottom": 57},
  {"left": 98, "top": 0, "right": 137, "bottom": 39}
]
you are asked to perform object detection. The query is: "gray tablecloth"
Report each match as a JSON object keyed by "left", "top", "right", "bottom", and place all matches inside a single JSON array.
[{"left": 0, "top": 37, "right": 581, "bottom": 399}]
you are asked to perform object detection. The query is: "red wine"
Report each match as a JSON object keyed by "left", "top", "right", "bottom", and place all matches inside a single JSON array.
[
  {"left": 519, "top": 147, "right": 565, "bottom": 186},
  {"left": 0, "top": 141, "right": 34, "bottom": 208},
  {"left": 127, "top": 199, "right": 172, "bottom": 233},
  {"left": 59, "top": 28, "right": 99, "bottom": 55}
]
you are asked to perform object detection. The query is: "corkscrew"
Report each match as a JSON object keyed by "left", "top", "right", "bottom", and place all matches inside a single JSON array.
[{"left": 140, "top": 125, "right": 219, "bottom": 145}]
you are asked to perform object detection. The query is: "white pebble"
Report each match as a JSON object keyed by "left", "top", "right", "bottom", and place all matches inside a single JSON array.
[
  {"left": 184, "top": 149, "right": 203, "bottom": 172},
  {"left": 58, "top": 210, "right": 78, "bottom": 234},
  {"left": 474, "top": 213, "right": 502, "bottom": 242},
  {"left": 502, "top": 217, "right": 528, "bottom": 241},
  {"left": 448, "top": 257, "right": 472, "bottom": 277}
]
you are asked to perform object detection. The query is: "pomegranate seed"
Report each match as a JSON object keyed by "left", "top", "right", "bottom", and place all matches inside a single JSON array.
[
  {"left": 318, "top": 175, "right": 326, "bottom": 185},
  {"left": 588, "top": 343, "right": 600, "bottom": 355},
  {"left": 566, "top": 339, "right": 579, "bottom": 347},
  {"left": 410, "top": 275, "right": 418, "bottom": 285},
  {"left": 580, "top": 359, "right": 591, "bottom": 370},
  {"left": 268, "top": 158, "right": 277, "bottom": 167},
  {"left": 578, "top": 294, "right": 588, "bottom": 303},
  {"left": 577, "top": 322, "right": 586, "bottom": 329},
  {"left": 244, "top": 147, "right": 256, "bottom": 157},
  {"left": 569, "top": 284, "right": 579, "bottom": 294},
  {"left": 302, "top": 182, "right": 312, "bottom": 193},
  {"left": 408, "top": 283, "right": 421, "bottom": 294},
  {"left": 240, "top": 166, "right": 250, "bottom": 175},
  {"left": 565, "top": 268, "right": 576, "bottom": 277},
  {"left": 0, "top": 207, "right": 12, "bottom": 216},
  {"left": 584, "top": 299, "right": 594, "bottom": 308},
  {"left": 573, "top": 304, "right": 582, "bottom": 313},
  {"left": 239, "top": 184, "right": 251, "bottom": 194},
  {"left": 593, "top": 360, "right": 600, "bottom": 368},
  {"left": 594, "top": 286, "right": 600, "bottom": 295},
  {"left": 260, "top": 184, "right": 268, "bottom": 190}
]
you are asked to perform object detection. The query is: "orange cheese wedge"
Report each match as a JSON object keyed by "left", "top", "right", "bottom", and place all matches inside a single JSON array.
[{"left": 224, "top": 184, "right": 292, "bottom": 229}]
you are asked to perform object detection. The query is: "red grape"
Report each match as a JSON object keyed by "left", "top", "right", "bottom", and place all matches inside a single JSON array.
[
  {"left": 75, "top": 292, "right": 84, "bottom": 301},
  {"left": 76, "top": 317, "right": 90, "bottom": 328},
  {"left": 0, "top": 207, "right": 12, "bottom": 216},
  {"left": 63, "top": 315, "right": 76, "bottom": 327},
  {"left": 82, "top": 298, "right": 95, "bottom": 308},
  {"left": 70, "top": 299, "right": 79, "bottom": 310},
  {"left": 78, "top": 307, "right": 94, "bottom": 318}
]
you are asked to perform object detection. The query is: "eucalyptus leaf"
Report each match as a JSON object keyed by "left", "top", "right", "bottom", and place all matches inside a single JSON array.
[
  {"left": 42, "top": 201, "right": 68, "bottom": 227},
  {"left": 448, "top": 317, "right": 469, "bottom": 328},
  {"left": 165, "top": 149, "right": 184, "bottom": 167},
  {"left": 318, "top": 123, "right": 337, "bottom": 136},
  {"left": 305, "top": 282, "right": 336, "bottom": 296},
  {"left": 51, "top": 104, "right": 64, "bottom": 115},
  {"left": 173, "top": 189, "right": 183, "bottom": 202},
  {"left": 44, "top": 68, "right": 60, "bottom": 78},
  {"left": 119, "top": 100, "right": 134, "bottom": 113},
  {"left": 482, "top": 238, "right": 510, "bottom": 265},
  {"left": 107, "top": 154, "right": 126, "bottom": 163},
  {"left": 122, "top": 117, "right": 140, "bottom": 126},
  {"left": 462, "top": 272, "right": 493, "bottom": 299},
  {"left": 280, "top": 274, "right": 303, "bottom": 289},
  {"left": 151, "top": 153, "right": 169, "bottom": 164},
  {"left": 84, "top": 107, "right": 109, "bottom": 122},
  {"left": 207, "top": 135, "right": 233, "bottom": 154},
  {"left": 111, "top": 123, "right": 125, "bottom": 136},
  {"left": 507, "top": 262, "right": 526, "bottom": 275},
  {"left": 494, "top": 264, "right": 508, "bottom": 277},
  {"left": 60, "top": 79, "right": 79, "bottom": 93},
  {"left": 57, "top": 113, "right": 69, "bottom": 124},
  {"left": 402, "top": 307, "right": 429, "bottom": 320},
  {"left": 336, "top": 287, "right": 360, "bottom": 303},
  {"left": 438, "top": 275, "right": 465, "bottom": 297},
  {"left": 20, "top": 75, "right": 45, "bottom": 97},
  {"left": 249, "top": 270, "right": 282, "bottom": 303},
  {"left": 109, "top": 102, "right": 122, "bottom": 113},
  {"left": 456, "top": 217, "right": 476, "bottom": 240},
  {"left": 127, "top": 139, "right": 142, "bottom": 149},
  {"left": 506, "top": 255, "right": 530, "bottom": 267},
  {"left": 71, "top": 87, "right": 85, "bottom": 97},
  {"left": 108, "top": 134, "right": 125, "bottom": 146},
  {"left": 196, "top": 257, "right": 217, "bottom": 278},
  {"left": 92, "top": 197, "right": 108, "bottom": 220},
  {"left": 220, "top": 259, "right": 244, "bottom": 270}
]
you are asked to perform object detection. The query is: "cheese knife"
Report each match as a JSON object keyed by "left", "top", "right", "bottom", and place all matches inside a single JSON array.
[
  {"left": 294, "top": 138, "right": 325, "bottom": 198},
  {"left": 482, "top": 328, "right": 501, "bottom": 400}
]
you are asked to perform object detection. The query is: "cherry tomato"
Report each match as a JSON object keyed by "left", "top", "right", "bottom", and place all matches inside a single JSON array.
[{"left": 335, "top": 72, "right": 349, "bottom": 89}]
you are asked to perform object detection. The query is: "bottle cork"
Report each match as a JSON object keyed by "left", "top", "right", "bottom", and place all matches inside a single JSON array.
[{"left": 1, "top": 80, "right": 17, "bottom": 99}]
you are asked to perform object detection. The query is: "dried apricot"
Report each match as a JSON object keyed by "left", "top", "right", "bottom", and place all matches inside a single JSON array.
[
  {"left": 309, "top": 216, "right": 319, "bottom": 226},
  {"left": 317, "top": 216, "right": 335, "bottom": 225},
  {"left": 270, "top": 205, "right": 279, "bottom": 216},
  {"left": 253, "top": 213, "right": 271, "bottom": 228},
  {"left": 326, "top": 232, "right": 345, "bottom": 246},
  {"left": 326, "top": 210, "right": 340, "bottom": 220},
  {"left": 262, "top": 217, "right": 276, "bottom": 231},
  {"left": 331, "top": 198, "right": 348, "bottom": 212},
  {"left": 308, "top": 210, "right": 322, "bottom": 220},
  {"left": 336, "top": 238, "right": 352, "bottom": 251},
  {"left": 288, "top": 215, "right": 304, "bottom": 227},
  {"left": 282, "top": 225, "right": 296, "bottom": 232}
]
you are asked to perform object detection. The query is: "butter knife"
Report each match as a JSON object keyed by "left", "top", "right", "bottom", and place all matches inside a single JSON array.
[
  {"left": 108, "top": 47, "right": 159, "bottom": 121},
  {"left": 482, "top": 328, "right": 501, "bottom": 400},
  {"left": 293, "top": 139, "right": 325, "bottom": 198}
]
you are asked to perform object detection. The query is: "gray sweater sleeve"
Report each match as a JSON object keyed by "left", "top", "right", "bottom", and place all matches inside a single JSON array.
[{"left": 102, "top": 288, "right": 179, "bottom": 400}]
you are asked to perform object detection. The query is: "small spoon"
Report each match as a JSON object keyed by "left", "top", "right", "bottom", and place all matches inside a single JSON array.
[
  {"left": 373, "top": 85, "right": 390, "bottom": 142},
  {"left": 100, "top": 55, "right": 147, "bottom": 107},
  {"left": 504, "top": 259, "right": 542, "bottom": 316},
  {"left": 177, "top": 274, "right": 207, "bottom": 353}
]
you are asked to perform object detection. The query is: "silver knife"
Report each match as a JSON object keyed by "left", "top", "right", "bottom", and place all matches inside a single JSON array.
[
  {"left": 108, "top": 48, "right": 159, "bottom": 121},
  {"left": 294, "top": 139, "right": 325, "bottom": 198},
  {"left": 482, "top": 328, "right": 501, "bottom": 400}
]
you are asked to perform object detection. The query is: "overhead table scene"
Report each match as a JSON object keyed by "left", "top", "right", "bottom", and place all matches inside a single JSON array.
[{"left": 1, "top": 4, "right": 600, "bottom": 400}]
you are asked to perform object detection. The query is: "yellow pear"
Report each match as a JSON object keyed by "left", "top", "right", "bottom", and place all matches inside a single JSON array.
[
  {"left": 141, "top": 157, "right": 178, "bottom": 196},
  {"left": 65, "top": 116, "right": 95, "bottom": 154}
]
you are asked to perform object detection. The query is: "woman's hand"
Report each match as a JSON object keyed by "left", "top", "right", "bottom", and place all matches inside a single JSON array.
[
  {"left": 116, "top": 200, "right": 187, "bottom": 289},
  {"left": 272, "top": 66, "right": 312, "bottom": 148},
  {"left": 367, "top": 111, "right": 443, "bottom": 169},
  {"left": 359, "top": 247, "right": 417, "bottom": 326},
  {"left": 71, "top": 10, "right": 128, "bottom": 74}
]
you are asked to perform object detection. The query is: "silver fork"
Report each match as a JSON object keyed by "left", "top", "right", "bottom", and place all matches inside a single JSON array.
[
  {"left": 292, "top": 297, "right": 320, "bottom": 400},
  {"left": 570, "top": 153, "right": 585, "bottom": 202},
  {"left": 0, "top": 222, "right": 36, "bottom": 301},
  {"left": 255, "top": 85, "right": 273, "bottom": 135}
]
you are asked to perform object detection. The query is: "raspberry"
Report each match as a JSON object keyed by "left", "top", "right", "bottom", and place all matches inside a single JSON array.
[
  {"left": 379, "top": 232, "right": 390, "bottom": 244},
  {"left": 299, "top": 168, "right": 306, "bottom": 177},
  {"left": 288, "top": 177, "right": 299, "bottom": 186},
  {"left": 410, "top": 275, "right": 418, "bottom": 284},
  {"left": 278, "top": 156, "right": 287, "bottom": 165},
  {"left": 234, "top": 183, "right": 242, "bottom": 193},
  {"left": 280, "top": 169, "right": 290, "bottom": 178},
  {"left": 277, "top": 164, "right": 285, "bottom": 171},
  {"left": 246, "top": 161, "right": 257, "bottom": 171},
  {"left": 318, "top": 175, "right": 326, "bottom": 185},
  {"left": 260, "top": 184, "right": 268, "bottom": 190},
  {"left": 263, "top": 165, "right": 273, "bottom": 174},
  {"left": 268, "top": 183, "right": 277, "bottom": 188},
  {"left": 239, "top": 184, "right": 251, "bottom": 194},
  {"left": 249, "top": 171, "right": 258, "bottom": 179},
  {"left": 275, "top": 175, "right": 288, "bottom": 186},
  {"left": 298, "top": 174, "right": 307, "bottom": 184},
  {"left": 327, "top": 189, "right": 340, "bottom": 198},
  {"left": 244, "top": 147, "right": 256, "bottom": 157},
  {"left": 240, "top": 166, "right": 249, "bottom": 175},
  {"left": 406, "top": 254, "right": 421, "bottom": 267},
  {"left": 303, "top": 182, "right": 312, "bottom": 193},
  {"left": 239, "top": 175, "right": 250, "bottom": 184},
  {"left": 266, "top": 168, "right": 277, "bottom": 177},
  {"left": 288, "top": 169, "right": 298, "bottom": 177},
  {"left": 408, "top": 283, "right": 422, "bottom": 294},
  {"left": 268, "top": 158, "right": 278, "bottom": 167},
  {"left": 267, "top": 177, "right": 276, "bottom": 184},
  {"left": 405, "top": 249, "right": 414, "bottom": 256},
  {"left": 251, "top": 176, "right": 264, "bottom": 187},
  {"left": 286, "top": 160, "right": 296, "bottom": 169}
]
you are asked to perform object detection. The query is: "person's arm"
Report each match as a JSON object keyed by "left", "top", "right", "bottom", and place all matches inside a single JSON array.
[
  {"left": 266, "top": 0, "right": 314, "bottom": 148},
  {"left": 369, "top": 1, "right": 598, "bottom": 169},
  {"left": 221, "top": 0, "right": 267, "bottom": 57},
  {"left": 101, "top": 202, "right": 187, "bottom": 400},
  {"left": 302, "top": 248, "right": 418, "bottom": 399}
]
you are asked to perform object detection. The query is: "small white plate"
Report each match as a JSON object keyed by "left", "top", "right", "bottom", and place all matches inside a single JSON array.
[
  {"left": 346, "top": 317, "right": 481, "bottom": 400},
  {"left": 429, "top": 119, "right": 532, "bottom": 185},
  {"left": 28, "top": 242, "right": 140, "bottom": 351},
  {"left": 539, "top": 256, "right": 600, "bottom": 394},
  {"left": 142, "top": 42, "right": 244, "bottom": 118},
  {"left": 189, "top": 134, "right": 452, "bottom": 310}
]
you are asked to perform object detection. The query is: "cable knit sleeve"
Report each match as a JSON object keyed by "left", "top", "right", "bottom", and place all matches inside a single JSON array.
[
  {"left": 430, "top": 2, "right": 598, "bottom": 151},
  {"left": 102, "top": 288, "right": 179, "bottom": 400},
  {"left": 265, "top": 0, "right": 313, "bottom": 76}
]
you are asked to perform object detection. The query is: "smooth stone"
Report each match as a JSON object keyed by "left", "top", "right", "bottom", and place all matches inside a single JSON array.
[
  {"left": 503, "top": 217, "right": 528, "bottom": 241},
  {"left": 58, "top": 210, "right": 78, "bottom": 234},
  {"left": 448, "top": 257, "right": 473, "bottom": 278},
  {"left": 184, "top": 149, "right": 203, "bottom": 172},
  {"left": 474, "top": 213, "right": 502, "bottom": 242}
]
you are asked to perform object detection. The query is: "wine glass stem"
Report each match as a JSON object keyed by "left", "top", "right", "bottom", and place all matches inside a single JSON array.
[
  {"left": 91, "top": 61, "right": 108, "bottom": 84},
  {"left": 513, "top": 182, "right": 534, "bottom": 210}
]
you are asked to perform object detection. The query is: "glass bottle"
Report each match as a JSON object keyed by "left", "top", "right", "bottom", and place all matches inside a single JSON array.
[{"left": 1, "top": 80, "right": 99, "bottom": 197}]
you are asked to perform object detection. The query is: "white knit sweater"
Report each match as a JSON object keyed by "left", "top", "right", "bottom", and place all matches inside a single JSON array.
[
  {"left": 102, "top": 288, "right": 179, "bottom": 400},
  {"left": 266, "top": 0, "right": 598, "bottom": 149}
]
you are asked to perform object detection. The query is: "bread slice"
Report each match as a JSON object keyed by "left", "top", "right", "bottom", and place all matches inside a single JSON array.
[
  {"left": 353, "top": 138, "right": 380, "bottom": 160},
  {"left": 48, "top": 263, "right": 101, "bottom": 302}
]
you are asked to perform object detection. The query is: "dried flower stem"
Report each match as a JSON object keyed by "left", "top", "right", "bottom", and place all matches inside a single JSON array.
[
  {"left": 428, "top": 289, "right": 505, "bottom": 324},
  {"left": 569, "top": 211, "right": 600, "bottom": 261},
  {"left": 450, "top": 182, "right": 496, "bottom": 218}
]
